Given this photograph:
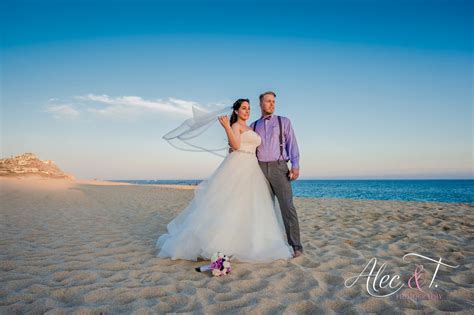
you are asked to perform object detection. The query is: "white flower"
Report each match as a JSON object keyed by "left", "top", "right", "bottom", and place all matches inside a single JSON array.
[
  {"left": 212, "top": 269, "right": 221, "bottom": 276},
  {"left": 223, "top": 261, "right": 231, "bottom": 268}
]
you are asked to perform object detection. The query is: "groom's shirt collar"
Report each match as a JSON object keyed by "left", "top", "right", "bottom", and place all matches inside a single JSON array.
[{"left": 261, "top": 114, "right": 273, "bottom": 120}]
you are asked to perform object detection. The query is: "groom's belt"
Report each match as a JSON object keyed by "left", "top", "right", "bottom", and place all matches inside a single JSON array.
[{"left": 258, "top": 159, "right": 289, "bottom": 165}]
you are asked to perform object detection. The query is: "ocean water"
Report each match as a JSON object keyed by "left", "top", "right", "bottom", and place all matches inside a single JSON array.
[{"left": 110, "top": 179, "right": 474, "bottom": 204}]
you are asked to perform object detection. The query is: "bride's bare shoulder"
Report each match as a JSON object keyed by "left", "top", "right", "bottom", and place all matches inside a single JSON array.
[
  {"left": 231, "top": 123, "right": 242, "bottom": 135},
  {"left": 231, "top": 123, "right": 252, "bottom": 135}
]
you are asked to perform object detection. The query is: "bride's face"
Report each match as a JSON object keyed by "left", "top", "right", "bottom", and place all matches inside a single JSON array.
[{"left": 236, "top": 101, "right": 250, "bottom": 121}]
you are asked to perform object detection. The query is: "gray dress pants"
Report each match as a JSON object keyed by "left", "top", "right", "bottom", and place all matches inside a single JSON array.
[{"left": 258, "top": 160, "right": 303, "bottom": 252}]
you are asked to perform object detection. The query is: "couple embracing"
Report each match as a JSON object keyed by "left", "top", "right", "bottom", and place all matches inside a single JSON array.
[{"left": 156, "top": 91, "right": 304, "bottom": 262}]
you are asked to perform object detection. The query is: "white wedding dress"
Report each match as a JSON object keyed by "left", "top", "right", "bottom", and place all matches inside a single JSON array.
[{"left": 156, "top": 129, "right": 293, "bottom": 263}]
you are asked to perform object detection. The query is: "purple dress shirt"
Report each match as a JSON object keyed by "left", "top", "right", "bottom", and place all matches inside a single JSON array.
[{"left": 250, "top": 114, "right": 300, "bottom": 169}]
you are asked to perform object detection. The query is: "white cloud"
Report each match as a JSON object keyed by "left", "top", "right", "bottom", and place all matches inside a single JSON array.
[
  {"left": 73, "top": 94, "right": 203, "bottom": 116},
  {"left": 44, "top": 104, "right": 80, "bottom": 119},
  {"left": 86, "top": 105, "right": 140, "bottom": 118},
  {"left": 44, "top": 94, "right": 223, "bottom": 120}
]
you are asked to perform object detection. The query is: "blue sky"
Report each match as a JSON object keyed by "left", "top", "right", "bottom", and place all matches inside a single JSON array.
[{"left": 1, "top": 0, "right": 472, "bottom": 180}]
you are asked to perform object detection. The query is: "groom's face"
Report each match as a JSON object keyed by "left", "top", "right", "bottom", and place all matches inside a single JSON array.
[{"left": 260, "top": 94, "right": 275, "bottom": 115}]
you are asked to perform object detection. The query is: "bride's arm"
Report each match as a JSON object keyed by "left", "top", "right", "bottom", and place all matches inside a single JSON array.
[{"left": 218, "top": 115, "right": 241, "bottom": 150}]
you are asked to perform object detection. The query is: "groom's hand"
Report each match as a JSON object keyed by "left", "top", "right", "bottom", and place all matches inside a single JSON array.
[{"left": 289, "top": 168, "right": 299, "bottom": 181}]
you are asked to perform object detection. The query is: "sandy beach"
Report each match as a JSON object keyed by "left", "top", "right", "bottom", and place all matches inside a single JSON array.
[{"left": 0, "top": 177, "right": 472, "bottom": 314}]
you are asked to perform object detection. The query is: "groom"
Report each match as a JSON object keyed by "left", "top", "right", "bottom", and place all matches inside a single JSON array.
[{"left": 250, "top": 91, "right": 304, "bottom": 258}]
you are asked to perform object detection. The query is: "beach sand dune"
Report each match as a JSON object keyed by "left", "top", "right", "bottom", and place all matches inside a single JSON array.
[{"left": 1, "top": 178, "right": 472, "bottom": 314}]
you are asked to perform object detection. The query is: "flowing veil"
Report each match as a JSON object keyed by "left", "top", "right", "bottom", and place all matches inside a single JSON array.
[{"left": 162, "top": 105, "right": 234, "bottom": 157}]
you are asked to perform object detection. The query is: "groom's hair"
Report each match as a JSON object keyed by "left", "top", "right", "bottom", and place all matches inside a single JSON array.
[{"left": 259, "top": 91, "right": 276, "bottom": 102}]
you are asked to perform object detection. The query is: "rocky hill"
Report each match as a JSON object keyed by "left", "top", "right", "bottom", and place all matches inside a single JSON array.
[{"left": 0, "top": 153, "right": 75, "bottom": 179}]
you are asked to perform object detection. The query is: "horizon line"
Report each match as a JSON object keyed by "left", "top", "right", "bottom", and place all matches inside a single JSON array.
[{"left": 102, "top": 178, "right": 474, "bottom": 181}]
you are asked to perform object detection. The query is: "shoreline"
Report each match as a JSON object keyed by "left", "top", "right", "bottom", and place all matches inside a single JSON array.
[{"left": 1, "top": 177, "right": 471, "bottom": 205}]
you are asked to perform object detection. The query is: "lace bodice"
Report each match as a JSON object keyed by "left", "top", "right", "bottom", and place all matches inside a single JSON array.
[{"left": 235, "top": 130, "right": 261, "bottom": 154}]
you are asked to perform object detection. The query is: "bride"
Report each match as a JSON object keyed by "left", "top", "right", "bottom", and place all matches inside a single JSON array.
[{"left": 155, "top": 98, "right": 293, "bottom": 262}]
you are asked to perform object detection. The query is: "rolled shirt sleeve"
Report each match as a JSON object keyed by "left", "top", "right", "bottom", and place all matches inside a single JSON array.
[{"left": 285, "top": 118, "right": 300, "bottom": 169}]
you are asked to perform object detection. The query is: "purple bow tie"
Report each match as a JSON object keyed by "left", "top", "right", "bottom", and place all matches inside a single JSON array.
[{"left": 263, "top": 115, "right": 272, "bottom": 120}]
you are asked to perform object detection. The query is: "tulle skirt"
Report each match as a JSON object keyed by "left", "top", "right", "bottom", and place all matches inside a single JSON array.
[{"left": 155, "top": 150, "right": 293, "bottom": 263}]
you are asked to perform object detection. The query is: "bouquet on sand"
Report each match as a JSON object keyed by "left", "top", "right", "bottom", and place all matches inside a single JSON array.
[{"left": 195, "top": 251, "right": 232, "bottom": 277}]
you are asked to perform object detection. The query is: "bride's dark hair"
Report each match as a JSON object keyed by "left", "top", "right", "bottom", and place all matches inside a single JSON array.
[{"left": 230, "top": 98, "right": 250, "bottom": 126}]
